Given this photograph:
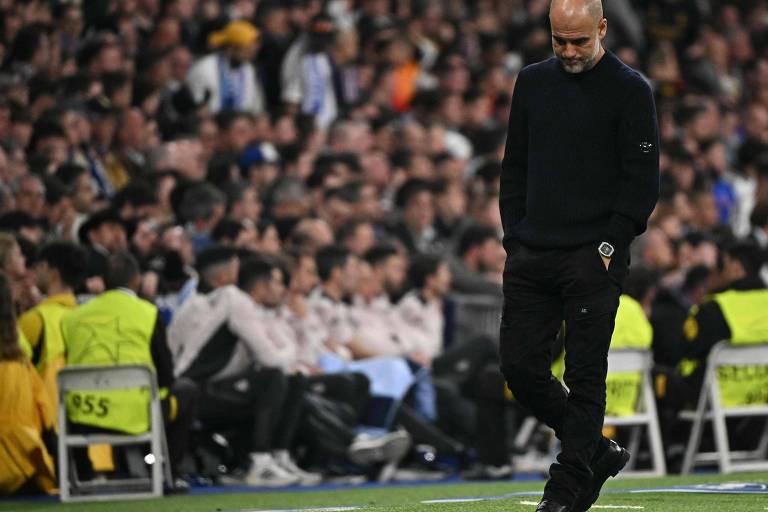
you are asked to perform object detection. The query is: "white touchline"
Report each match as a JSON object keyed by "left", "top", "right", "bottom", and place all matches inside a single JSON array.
[
  {"left": 422, "top": 498, "right": 489, "bottom": 503},
  {"left": 587, "top": 506, "right": 644, "bottom": 510},
  {"left": 518, "top": 502, "right": 644, "bottom": 510},
  {"left": 242, "top": 508, "right": 363, "bottom": 512}
]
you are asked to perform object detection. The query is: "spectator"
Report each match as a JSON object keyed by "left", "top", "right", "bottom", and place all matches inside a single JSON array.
[
  {"left": 0, "top": 232, "right": 39, "bottom": 312},
  {"left": 169, "top": 247, "right": 305, "bottom": 486},
  {"left": 389, "top": 178, "right": 438, "bottom": 255},
  {"left": 77, "top": 209, "right": 127, "bottom": 292},
  {"left": 679, "top": 243, "right": 767, "bottom": 396},
  {"left": 11, "top": 174, "right": 45, "bottom": 220},
  {"left": 398, "top": 254, "right": 502, "bottom": 474},
  {"left": 18, "top": 241, "right": 87, "bottom": 418},
  {"left": 651, "top": 265, "right": 711, "bottom": 367},
  {"left": 451, "top": 224, "right": 505, "bottom": 296},
  {"left": 179, "top": 183, "right": 227, "bottom": 254},
  {"left": 54, "top": 163, "right": 96, "bottom": 215},
  {"left": 187, "top": 21, "right": 264, "bottom": 114},
  {"left": 337, "top": 219, "right": 376, "bottom": 258},
  {"left": 308, "top": 245, "right": 360, "bottom": 360},
  {"left": 0, "top": 272, "right": 56, "bottom": 496}
]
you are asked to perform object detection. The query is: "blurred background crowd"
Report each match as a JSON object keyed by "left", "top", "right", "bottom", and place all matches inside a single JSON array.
[{"left": 1, "top": 0, "right": 768, "bottom": 496}]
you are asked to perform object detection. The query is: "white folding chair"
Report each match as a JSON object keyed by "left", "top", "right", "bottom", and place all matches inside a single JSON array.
[
  {"left": 681, "top": 341, "right": 768, "bottom": 474},
  {"left": 57, "top": 365, "right": 172, "bottom": 502},
  {"left": 603, "top": 349, "right": 667, "bottom": 477}
]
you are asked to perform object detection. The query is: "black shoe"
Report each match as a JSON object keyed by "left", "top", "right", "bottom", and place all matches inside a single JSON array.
[
  {"left": 570, "top": 440, "right": 630, "bottom": 512},
  {"left": 536, "top": 498, "right": 570, "bottom": 512}
]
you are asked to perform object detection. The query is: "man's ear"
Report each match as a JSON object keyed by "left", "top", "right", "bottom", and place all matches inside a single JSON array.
[{"left": 599, "top": 18, "right": 608, "bottom": 40}]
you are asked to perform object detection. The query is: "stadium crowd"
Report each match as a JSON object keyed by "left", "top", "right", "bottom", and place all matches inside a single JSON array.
[{"left": 1, "top": 0, "right": 768, "bottom": 497}]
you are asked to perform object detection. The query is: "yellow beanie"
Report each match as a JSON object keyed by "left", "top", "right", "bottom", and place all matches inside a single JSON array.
[{"left": 208, "top": 20, "right": 259, "bottom": 49}]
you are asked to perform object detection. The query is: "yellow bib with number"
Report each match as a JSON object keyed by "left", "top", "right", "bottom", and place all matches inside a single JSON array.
[{"left": 62, "top": 290, "right": 158, "bottom": 434}]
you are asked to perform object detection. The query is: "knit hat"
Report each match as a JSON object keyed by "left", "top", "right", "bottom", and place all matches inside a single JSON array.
[{"left": 208, "top": 20, "right": 259, "bottom": 49}]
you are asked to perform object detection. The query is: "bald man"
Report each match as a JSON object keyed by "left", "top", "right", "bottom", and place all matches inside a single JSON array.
[{"left": 499, "top": 1, "right": 659, "bottom": 511}]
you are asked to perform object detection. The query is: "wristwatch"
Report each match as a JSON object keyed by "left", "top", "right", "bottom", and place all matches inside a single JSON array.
[{"left": 598, "top": 242, "right": 615, "bottom": 258}]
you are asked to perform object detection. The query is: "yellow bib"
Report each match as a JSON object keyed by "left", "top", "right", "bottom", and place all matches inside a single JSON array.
[
  {"left": 713, "top": 290, "right": 768, "bottom": 407},
  {"left": 606, "top": 296, "right": 652, "bottom": 416},
  {"left": 62, "top": 290, "right": 157, "bottom": 434}
]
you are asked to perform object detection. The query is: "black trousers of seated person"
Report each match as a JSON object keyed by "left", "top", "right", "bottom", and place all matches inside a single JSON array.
[
  {"left": 500, "top": 242, "right": 625, "bottom": 505},
  {"left": 72, "top": 377, "right": 199, "bottom": 479},
  {"left": 197, "top": 368, "right": 303, "bottom": 458},
  {"left": 296, "top": 372, "right": 374, "bottom": 461},
  {"left": 303, "top": 372, "right": 370, "bottom": 422},
  {"left": 432, "top": 335, "right": 502, "bottom": 460}
]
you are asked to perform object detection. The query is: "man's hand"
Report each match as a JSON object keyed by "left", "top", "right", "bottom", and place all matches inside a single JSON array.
[{"left": 600, "top": 255, "right": 611, "bottom": 270}]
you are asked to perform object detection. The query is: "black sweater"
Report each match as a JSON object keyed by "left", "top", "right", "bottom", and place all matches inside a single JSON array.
[{"left": 500, "top": 51, "right": 659, "bottom": 252}]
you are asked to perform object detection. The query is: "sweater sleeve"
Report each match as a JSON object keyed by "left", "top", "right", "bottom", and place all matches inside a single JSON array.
[
  {"left": 150, "top": 316, "right": 175, "bottom": 389},
  {"left": 500, "top": 70, "right": 529, "bottom": 235},
  {"left": 604, "top": 78, "right": 660, "bottom": 252}
]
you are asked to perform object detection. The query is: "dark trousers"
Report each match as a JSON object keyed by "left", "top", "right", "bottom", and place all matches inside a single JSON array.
[
  {"left": 500, "top": 242, "right": 625, "bottom": 504},
  {"left": 304, "top": 372, "right": 370, "bottom": 422},
  {"left": 433, "top": 336, "right": 504, "bottom": 460},
  {"left": 164, "top": 378, "right": 199, "bottom": 475},
  {"left": 198, "top": 368, "right": 303, "bottom": 454}
]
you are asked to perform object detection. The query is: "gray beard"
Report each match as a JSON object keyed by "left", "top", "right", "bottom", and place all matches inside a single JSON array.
[{"left": 560, "top": 42, "right": 601, "bottom": 74}]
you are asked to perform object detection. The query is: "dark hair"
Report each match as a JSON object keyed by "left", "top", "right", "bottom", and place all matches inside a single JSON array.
[
  {"left": 30, "top": 119, "right": 67, "bottom": 152},
  {"left": 195, "top": 245, "right": 237, "bottom": 275},
  {"left": 336, "top": 219, "right": 365, "bottom": 245},
  {"left": 238, "top": 256, "right": 277, "bottom": 292},
  {"left": 409, "top": 254, "right": 443, "bottom": 289},
  {"left": 323, "top": 186, "right": 354, "bottom": 203},
  {"left": 725, "top": 242, "right": 764, "bottom": 278},
  {"left": 623, "top": 266, "right": 659, "bottom": 303},
  {"left": 315, "top": 246, "right": 350, "bottom": 282},
  {"left": 0, "top": 272, "right": 21, "bottom": 361},
  {"left": 101, "top": 71, "right": 131, "bottom": 98},
  {"left": 111, "top": 182, "right": 158, "bottom": 211},
  {"left": 179, "top": 183, "right": 226, "bottom": 223},
  {"left": 77, "top": 209, "right": 123, "bottom": 245},
  {"left": 457, "top": 224, "right": 498, "bottom": 257},
  {"left": 682, "top": 265, "right": 711, "bottom": 294},
  {"left": 104, "top": 251, "right": 141, "bottom": 290},
  {"left": 364, "top": 243, "right": 399, "bottom": 267},
  {"left": 215, "top": 110, "right": 251, "bottom": 131},
  {"left": 54, "top": 163, "right": 89, "bottom": 195},
  {"left": 395, "top": 178, "right": 433, "bottom": 209},
  {"left": 6, "top": 24, "right": 48, "bottom": 65},
  {"left": 37, "top": 241, "right": 88, "bottom": 290},
  {"left": 212, "top": 218, "right": 245, "bottom": 243}
]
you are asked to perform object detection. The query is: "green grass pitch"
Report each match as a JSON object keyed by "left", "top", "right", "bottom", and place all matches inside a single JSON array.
[{"left": 2, "top": 472, "right": 767, "bottom": 512}]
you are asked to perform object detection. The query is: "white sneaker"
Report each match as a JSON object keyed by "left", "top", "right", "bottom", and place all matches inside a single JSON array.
[
  {"left": 245, "top": 453, "right": 300, "bottom": 487},
  {"left": 273, "top": 450, "right": 322, "bottom": 486},
  {"left": 348, "top": 429, "right": 411, "bottom": 466}
]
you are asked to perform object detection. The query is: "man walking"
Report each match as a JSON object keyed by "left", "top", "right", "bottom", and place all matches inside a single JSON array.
[{"left": 499, "top": 1, "right": 659, "bottom": 511}]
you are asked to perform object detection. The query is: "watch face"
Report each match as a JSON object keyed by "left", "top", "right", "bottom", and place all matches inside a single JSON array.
[{"left": 599, "top": 242, "right": 614, "bottom": 257}]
